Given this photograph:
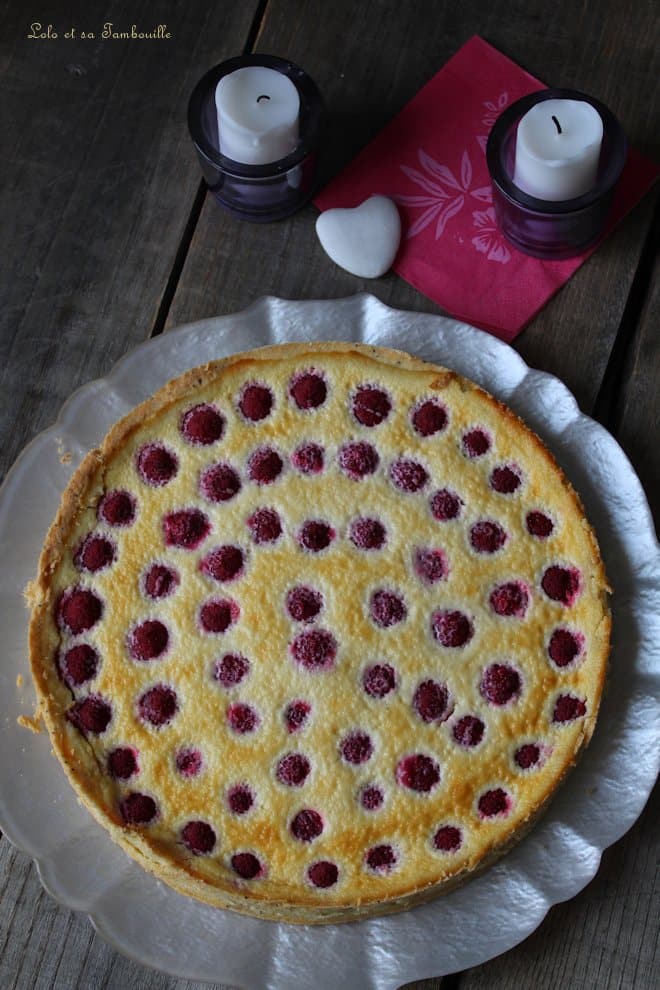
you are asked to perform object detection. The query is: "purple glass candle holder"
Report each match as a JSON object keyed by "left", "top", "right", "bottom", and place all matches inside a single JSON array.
[
  {"left": 486, "top": 89, "right": 627, "bottom": 259},
  {"left": 188, "top": 54, "right": 324, "bottom": 223}
]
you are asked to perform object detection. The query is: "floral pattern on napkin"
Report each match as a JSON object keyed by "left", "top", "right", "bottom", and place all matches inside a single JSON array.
[{"left": 314, "top": 36, "right": 659, "bottom": 342}]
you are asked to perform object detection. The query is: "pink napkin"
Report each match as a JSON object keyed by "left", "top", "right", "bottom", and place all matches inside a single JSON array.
[{"left": 314, "top": 36, "right": 659, "bottom": 342}]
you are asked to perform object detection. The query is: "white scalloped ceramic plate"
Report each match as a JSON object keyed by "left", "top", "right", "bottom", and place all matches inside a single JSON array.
[{"left": 1, "top": 296, "right": 658, "bottom": 989}]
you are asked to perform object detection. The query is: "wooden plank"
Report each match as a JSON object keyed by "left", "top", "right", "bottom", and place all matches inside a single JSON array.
[
  {"left": 612, "top": 228, "right": 660, "bottom": 527},
  {"left": 0, "top": 0, "right": 257, "bottom": 484},
  {"left": 165, "top": 0, "right": 658, "bottom": 422},
  {"left": 516, "top": 194, "right": 657, "bottom": 414}
]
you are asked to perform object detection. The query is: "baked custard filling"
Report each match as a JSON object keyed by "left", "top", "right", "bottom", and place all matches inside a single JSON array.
[{"left": 28, "top": 343, "right": 610, "bottom": 922}]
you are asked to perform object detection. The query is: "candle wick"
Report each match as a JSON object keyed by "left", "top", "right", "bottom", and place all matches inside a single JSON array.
[
  {"left": 551, "top": 115, "right": 562, "bottom": 135},
  {"left": 256, "top": 94, "right": 271, "bottom": 103}
]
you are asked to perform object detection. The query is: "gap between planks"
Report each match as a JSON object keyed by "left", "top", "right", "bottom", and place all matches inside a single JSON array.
[{"left": 592, "top": 194, "right": 660, "bottom": 431}]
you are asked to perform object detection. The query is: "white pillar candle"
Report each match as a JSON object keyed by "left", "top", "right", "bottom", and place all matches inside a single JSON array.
[
  {"left": 215, "top": 66, "right": 300, "bottom": 165},
  {"left": 513, "top": 98, "right": 603, "bottom": 201}
]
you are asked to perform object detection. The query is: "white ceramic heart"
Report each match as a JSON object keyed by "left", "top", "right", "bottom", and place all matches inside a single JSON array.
[{"left": 315, "top": 195, "right": 401, "bottom": 278}]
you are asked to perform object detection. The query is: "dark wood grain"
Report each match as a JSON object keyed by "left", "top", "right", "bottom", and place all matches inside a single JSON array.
[
  {"left": 613, "top": 217, "right": 660, "bottom": 528},
  {"left": 0, "top": 0, "right": 257, "bottom": 484}
]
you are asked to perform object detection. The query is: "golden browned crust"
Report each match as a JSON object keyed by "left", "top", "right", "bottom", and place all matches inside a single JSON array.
[{"left": 28, "top": 341, "right": 610, "bottom": 923}]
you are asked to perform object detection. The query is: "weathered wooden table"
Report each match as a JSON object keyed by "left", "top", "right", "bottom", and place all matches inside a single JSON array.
[{"left": 1, "top": 2, "right": 658, "bottom": 988}]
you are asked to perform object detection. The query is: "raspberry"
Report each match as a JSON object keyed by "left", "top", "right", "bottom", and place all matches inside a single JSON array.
[
  {"left": 66, "top": 695, "right": 112, "bottom": 735},
  {"left": 370, "top": 590, "right": 407, "bottom": 628},
  {"left": 128, "top": 619, "right": 169, "bottom": 661},
  {"left": 352, "top": 386, "right": 391, "bottom": 427},
  {"left": 526, "top": 510, "right": 554, "bottom": 539},
  {"left": 515, "top": 743, "right": 541, "bottom": 769},
  {"left": 74, "top": 534, "right": 116, "bottom": 573},
  {"left": 389, "top": 458, "right": 429, "bottom": 493},
  {"left": 431, "top": 609, "right": 473, "bottom": 648},
  {"left": 396, "top": 754, "right": 441, "bottom": 792},
  {"left": 412, "top": 680, "right": 452, "bottom": 723},
  {"left": 290, "top": 809, "right": 324, "bottom": 842},
  {"left": 231, "top": 852, "right": 262, "bottom": 879},
  {"left": 489, "top": 581, "right": 530, "bottom": 617},
  {"left": 97, "top": 490, "right": 136, "bottom": 527},
  {"left": 461, "top": 428, "right": 491, "bottom": 458},
  {"left": 214, "top": 652, "right": 250, "bottom": 687},
  {"left": 478, "top": 788, "right": 510, "bottom": 818},
  {"left": 60, "top": 644, "right": 99, "bottom": 687},
  {"left": 247, "top": 507, "right": 282, "bottom": 544},
  {"left": 470, "top": 521, "right": 507, "bottom": 554},
  {"left": 286, "top": 586, "right": 323, "bottom": 622},
  {"left": 120, "top": 793, "right": 158, "bottom": 825},
  {"left": 349, "top": 517, "right": 387, "bottom": 550},
  {"left": 200, "top": 463, "right": 241, "bottom": 503},
  {"left": 276, "top": 753, "right": 311, "bottom": 786},
  {"left": 227, "top": 784, "right": 254, "bottom": 815},
  {"left": 363, "top": 663, "right": 396, "bottom": 699},
  {"left": 176, "top": 748, "right": 203, "bottom": 777},
  {"left": 360, "top": 784, "right": 384, "bottom": 810},
  {"left": 56, "top": 587, "right": 103, "bottom": 635},
  {"left": 365, "top": 844, "right": 397, "bottom": 873},
  {"left": 430, "top": 488, "right": 463, "bottom": 521},
  {"left": 199, "top": 597, "right": 239, "bottom": 634},
  {"left": 238, "top": 383, "right": 273, "bottom": 422},
  {"left": 137, "top": 684, "right": 178, "bottom": 727},
  {"left": 340, "top": 731, "right": 373, "bottom": 765},
  {"left": 553, "top": 694, "right": 587, "bottom": 723},
  {"left": 433, "top": 825, "right": 462, "bottom": 852},
  {"left": 452, "top": 715, "right": 485, "bottom": 747},
  {"left": 490, "top": 464, "right": 522, "bottom": 494},
  {"left": 285, "top": 700, "right": 311, "bottom": 733},
  {"left": 247, "top": 446, "right": 283, "bottom": 484},
  {"left": 200, "top": 545, "right": 245, "bottom": 582},
  {"left": 291, "top": 442, "right": 325, "bottom": 474},
  {"left": 290, "top": 370, "right": 327, "bottom": 410},
  {"left": 414, "top": 547, "right": 448, "bottom": 583},
  {"left": 290, "top": 629, "right": 337, "bottom": 671},
  {"left": 136, "top": 443, "right": 178, "bottom": 486},
  {"left": 480, "top": 663, "right": 521, "bottom": 706},
  {"left": 227, "top": 702, "right": 259, "bottom": 734},
  {"left": 107, "top": 747, "right": 139, "bottom": 780},
  {"left": 163, "top": 508, "right": 211, "bottom": 550},
  {"left": 541, "top": 566, "right": 581, "bottom": 606},
  {"left": 412, "top": 399, "right": 448, "bottom": 437},
  {"left": 180, "top": 404, "right": 225, "bottom": 445},
  {"left": 307, "top": 861, "right": 339, "bottom": 888},
  {"left": 548, "top": 628, "right": 585, "bottom": 667},
  {"left": 298, "top": 520, "right": 335, "bottom": 552},
  {"left": 181, "top": 820, "right": 216, "bottom": 855},
  {"left": 143, "top": 563, "right": 179, "bottom": 600},
  {"left": 338, "top": 441, "right": 379, "bottom": 479}
]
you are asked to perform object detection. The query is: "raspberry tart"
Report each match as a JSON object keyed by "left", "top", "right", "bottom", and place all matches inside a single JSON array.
[{"left": 27, "top": 342, "right": 610, "bottom": 923}]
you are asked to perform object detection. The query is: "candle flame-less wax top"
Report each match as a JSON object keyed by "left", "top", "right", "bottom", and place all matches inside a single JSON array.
[
  {"left": 513, "top": 98, "right": 604, "bottom": 201},
  {"left": 215, "top": 66, "right": 300, "bottom": 166}
]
